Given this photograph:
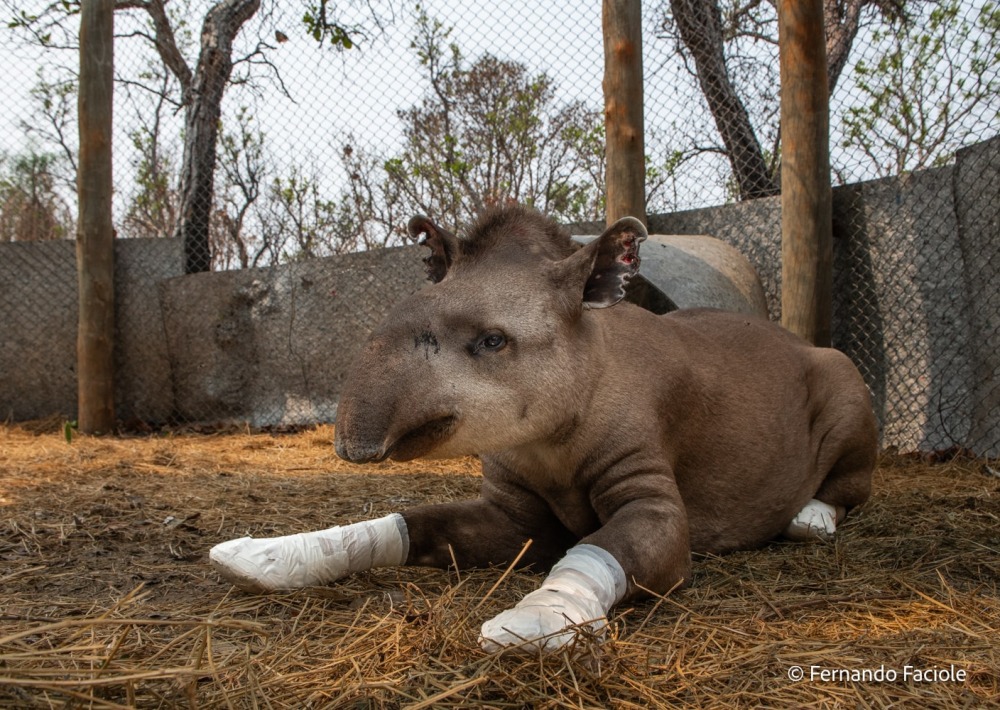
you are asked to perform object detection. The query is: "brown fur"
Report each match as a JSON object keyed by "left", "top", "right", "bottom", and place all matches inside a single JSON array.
[
  {"left": 460, "top": 205, "right": 579, "bottom": 262},
  {"left": 336, "top": 205, "right": 877, "bottom": 598}
]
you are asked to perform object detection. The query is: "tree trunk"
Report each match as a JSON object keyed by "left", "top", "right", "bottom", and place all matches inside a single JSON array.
[
  {"left": 669, "top": 0, "right": 778, "bottom": 200},
  {"left": 779, "top": 0, "right": 832, "bottom": 346},
  {"left": 603, "top": 0, "right": 647, "bottom": 226},
  {"left": 173, "top": 0, "right": 260, "bottom": 273},
  {"left": 77, "top": 0, "right": 116, "bottom": 433},
  {"left": 824, "top": 0, "right": 865, "bottom": 93}
]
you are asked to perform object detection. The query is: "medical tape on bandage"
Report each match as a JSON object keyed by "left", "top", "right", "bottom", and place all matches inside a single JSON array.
[
  {"left": 313, "top": 513, "right": 409, "bottom": 574},
  {"left": 544, "top": 544, "right": 627, "bottom": 611},
  {"left": 478, "top": 543, "right": 628, "bottom": 652}
]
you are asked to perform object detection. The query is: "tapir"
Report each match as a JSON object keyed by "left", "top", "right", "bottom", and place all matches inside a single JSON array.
[{"left": 210, "top": 204, "right": 878, "bottom": 652}]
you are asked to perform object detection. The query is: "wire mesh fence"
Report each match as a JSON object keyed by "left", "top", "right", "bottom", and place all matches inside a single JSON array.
[{"left": 0, "top": 0, "right": 997, "bottom": 455}]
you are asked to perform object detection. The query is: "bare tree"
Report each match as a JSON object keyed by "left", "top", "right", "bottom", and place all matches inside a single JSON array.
[
  {"left": 339, "top": 141, "right": 408, "bottom": 251},
  {"left": 120, "top": 65, "right": 181, "bottom": 240},
  {"left": 661, "top": 0, "right": 908, "bottom": 200},
  {"left": 114, "top": 0, "right": 262, "bottom": 272},
  {"left": 373, "top": 10, "right": 606, "bottom": 230},
  {"left": 22, "top": 68, "right": 79, "bottom": 187},
  {"left": 211, "top": 105, "right": 266, "bottom": 269},
  {"left": 0, "top": 152, "right": 75, "bottom": 241},
  {"left": 7, "top": 0, "right": 261, "bottom": 269},
  {"left": 261, "top": 162, "right": 365, "bottom": 261},
  {"left": 6, "top": 0, "right": 391, "bottom": 270},
  {"left": 666, "top": 0, "right": 777, "bottom": 199}
]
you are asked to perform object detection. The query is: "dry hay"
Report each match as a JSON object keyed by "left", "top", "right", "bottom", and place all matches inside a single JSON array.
[{"left": 1, "top": 421, "right": 998, "bottom": 709}]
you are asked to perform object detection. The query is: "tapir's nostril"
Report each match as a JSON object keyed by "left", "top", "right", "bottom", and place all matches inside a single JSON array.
[
  {"left": 334, "top": 426, "right": 388, "bottom": 464},
  {"left": 335, "top": 439, "right": 388, "bottom": 464}
]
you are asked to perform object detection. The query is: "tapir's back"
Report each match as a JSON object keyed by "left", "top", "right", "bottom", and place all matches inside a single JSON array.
[{"left": 597, "top": 304, "right": 877, "bottom": 553}]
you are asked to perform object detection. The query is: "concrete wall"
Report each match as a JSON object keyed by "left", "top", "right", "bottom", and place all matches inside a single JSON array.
[
  {"left": 1, "top": 240, "right": 77, "bottom": 421},
  {"left": 0, "top": 240, "right": 427, "bottom": 427},
  {"left": 0, "top": 237, "right": 183, "bottom": 423},
  {"left": 954, "top": 138, "right": 1000, "bottom": 458},
  {"left": 1, "top": 138, "right": 997, "bottom": 455},
  {"left": 157, "top": 247, "right": 426, "bottom": 427}
]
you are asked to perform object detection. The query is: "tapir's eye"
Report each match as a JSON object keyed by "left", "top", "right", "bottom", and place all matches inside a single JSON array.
[{"left": 472, "top": 331, "right": 507, "bottom": 355}]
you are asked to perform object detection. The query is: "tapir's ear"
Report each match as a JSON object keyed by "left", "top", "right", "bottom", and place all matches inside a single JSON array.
[
  {"left": 549, "top": 216, "right": 647, "bottom": 309},
  {"left": 408, "top": 215, "right": 460, "bottom": 283}
]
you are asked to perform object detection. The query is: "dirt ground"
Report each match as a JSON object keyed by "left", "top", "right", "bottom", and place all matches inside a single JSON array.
[{"left": 1, "top": 421, "right": 998, "bottom": 708}]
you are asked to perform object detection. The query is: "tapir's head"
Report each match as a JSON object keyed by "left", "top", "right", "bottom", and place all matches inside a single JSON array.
[{"left": 334, "top": 205, "right": 646, "bottom": 463}]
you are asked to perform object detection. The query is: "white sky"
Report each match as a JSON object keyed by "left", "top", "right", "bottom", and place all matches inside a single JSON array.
[
  {"left": 0, "top": 0, "right": 996, "bottom": 219},
  {"left": 0, "top": 0, "right": 613, "bottom": 213}
]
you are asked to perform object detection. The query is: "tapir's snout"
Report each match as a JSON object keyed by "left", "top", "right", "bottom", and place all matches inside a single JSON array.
[
  {"left": 335, "top": 408, "right": 458, "bottom": 463},
  {"left": 334, "top": 434, "right": 386, "bottom": 464},
  {"left": 334, "top": 392, "right": 396, "bottom": 463},
  {"left": 334, "top": 321, "right": 459, "bottom": 464}
]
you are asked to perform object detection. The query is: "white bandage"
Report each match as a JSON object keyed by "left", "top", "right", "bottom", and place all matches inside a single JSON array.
[
  {"left": 209, "top": 513, "right": 409, "bottom": 593},
  {"left": 479, "top": 544, "right": 627, "bottom": 653},
  {"left": 784, "top": 498, "right": 838, "bottom": 541}
]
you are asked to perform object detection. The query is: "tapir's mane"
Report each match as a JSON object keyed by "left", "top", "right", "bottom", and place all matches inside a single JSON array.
[{"left": 460, "top": 205, "right": 578, "bottom": 263}]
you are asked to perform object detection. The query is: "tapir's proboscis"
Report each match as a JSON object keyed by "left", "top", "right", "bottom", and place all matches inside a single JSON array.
[{"left": 211, "top": 205, "right": 878, "bottom": 653}]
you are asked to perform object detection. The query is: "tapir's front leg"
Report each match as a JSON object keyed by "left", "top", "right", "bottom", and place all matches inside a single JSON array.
[
  {"left": 209, "top": 513, "right": 410, "bottom": 593},
  {"left": 479, "top": 469, "right": 691, "bottom": 652},
  {"left": 402, "top": 494, "right": 578, "bottom": 571},
  {"left": 581, "top": 472, "right": 692, "bottom": 595},
  {"left": 209, "top": 479, "right": 576, "bottom": 593}
]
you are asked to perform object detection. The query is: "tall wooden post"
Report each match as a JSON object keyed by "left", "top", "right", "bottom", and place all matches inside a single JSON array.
[
  {"left": 778, "top": 0, "right": 832, "bottom": 346},
  {"left": 77, "top": 0, "right": 116, "bottom": 434},
  {"left": 603, "top": 0, "right": 646, "bottom": 227}
]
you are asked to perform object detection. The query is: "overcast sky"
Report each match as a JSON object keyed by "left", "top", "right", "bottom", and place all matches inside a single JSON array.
[{"left": 1, "top": 0, "right": 996, "bottom": 219}]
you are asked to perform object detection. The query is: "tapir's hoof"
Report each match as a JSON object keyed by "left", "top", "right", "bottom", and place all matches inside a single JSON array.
[
  {"left": 209, "top": 536, "right": 313, "bottom": 593},
  {"left": 479, "top": 606, "right": 608, "bottom": 654},
  {"left": 210, "top": 537, "right": 276, "bottom": 593},
  {"left": 783, "top": 499, "right": 839, "bottom": 541}
]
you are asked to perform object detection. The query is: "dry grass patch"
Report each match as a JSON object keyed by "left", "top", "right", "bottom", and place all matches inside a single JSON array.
[{"left": 1, "top": 422, "right": 998, "bottom": 708}]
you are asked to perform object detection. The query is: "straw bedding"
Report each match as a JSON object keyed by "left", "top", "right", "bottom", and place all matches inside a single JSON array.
[{"left": 1, "top": 421, "right": 998, "bottom": 708}]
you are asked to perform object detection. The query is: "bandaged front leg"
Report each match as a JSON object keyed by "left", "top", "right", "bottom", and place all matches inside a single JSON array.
[
  {"left": 479, "top": 544, "right": 626, "bottom": 653},
  {"left": 784, "top": 498, "right": 841, "bottom": 541},
  {"left": 209, "top": 514, "right": 408, "bottom": 593}
]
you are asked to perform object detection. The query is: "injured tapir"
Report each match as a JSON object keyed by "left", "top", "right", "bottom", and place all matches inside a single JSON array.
[{"left": 210, "top": 204, "right": 878, "bottom": 653}]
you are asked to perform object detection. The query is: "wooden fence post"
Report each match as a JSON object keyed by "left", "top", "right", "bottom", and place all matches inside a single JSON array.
[
  {"left": 77, "top": 0, "right": 116, "bottom": 434},
  {"left": 778, "top": 0, "right": 832, "bottom": 346},
  {"left": 603, "top": 0, "right": 647, "bottom": 227}
]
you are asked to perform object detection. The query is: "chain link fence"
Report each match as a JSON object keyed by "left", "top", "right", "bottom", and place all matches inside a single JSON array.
[{"left": 0, "top": 0, "right": 997, "bottom": 455}]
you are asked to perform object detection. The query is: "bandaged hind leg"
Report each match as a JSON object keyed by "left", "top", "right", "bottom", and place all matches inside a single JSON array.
[
  {"left": 783, "top": 498, "right": 844, "bottom": 541},
  {"left": 209, "top": 514, "right": 408, "bottom": 593}
]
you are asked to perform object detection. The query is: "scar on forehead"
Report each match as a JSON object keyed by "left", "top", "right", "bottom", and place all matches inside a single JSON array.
[{"left": 414, "top": 330, "right": 440, "bottom": 358}]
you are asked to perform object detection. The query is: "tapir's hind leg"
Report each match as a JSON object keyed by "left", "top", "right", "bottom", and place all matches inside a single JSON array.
[
  {"left": 785, "top": 395, "right": 877, "bottom": 542},
  {"left": 784, "top": 499, "right": 842, "bottom": 541},
  {"left": 784, "top": 448, "right": 873, "bottom": 541},
  {"left": 812, "top": 442, "right": 875, "bottom": 514}
]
